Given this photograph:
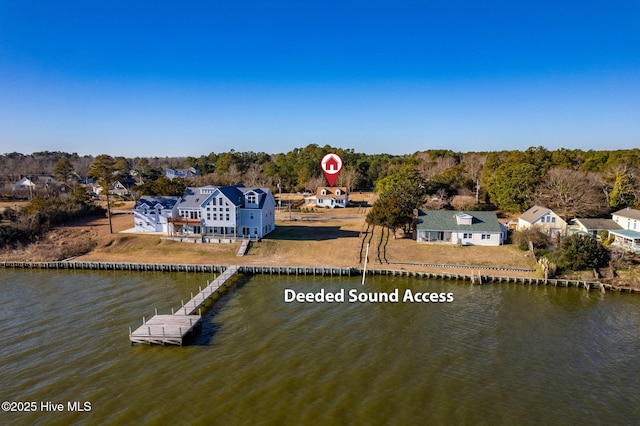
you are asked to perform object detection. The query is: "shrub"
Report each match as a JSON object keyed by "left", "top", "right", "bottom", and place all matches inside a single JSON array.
[
  {"left": 512, "top": 228, "right": 550, "bottom": 251},
  {"left": 0, "top": 197, "right": 105, "bottom": 249},
  {"left": 555, "top": 234, "right": 610, "bottom": 271}
]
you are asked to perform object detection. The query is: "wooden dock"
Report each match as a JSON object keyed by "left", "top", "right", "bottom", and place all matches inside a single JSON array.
[
  {"left": 129, "top": 315, "right": 201, "bottom": 346},
  {"left": 130, "top": 265, "right": 239, "bottom": 345},
  {"left": 175, "top": 265, "right": 239, "bottom": 316}
]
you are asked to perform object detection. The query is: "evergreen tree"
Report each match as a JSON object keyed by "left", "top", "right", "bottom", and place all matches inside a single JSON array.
[
  {"left": 88, "top": 154, "right": 116, "bottom": 234},
  {"left": 52, "top": 157, "right": 75, "bottom": 183},
  {"left": 554, "top": 234, "right": 610, "bottom": 271}
]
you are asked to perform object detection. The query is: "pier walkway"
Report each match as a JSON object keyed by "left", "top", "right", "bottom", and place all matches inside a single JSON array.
[
  {"left": 130, "top": 265, "right": 239, "bottom": 345},
  {"left": 175, "top": 265, "right": 239, "bottom": 316}
]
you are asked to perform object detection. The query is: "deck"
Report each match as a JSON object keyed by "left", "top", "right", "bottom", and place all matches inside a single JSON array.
[{"left": 129, "top": 315, "right": 201, "bottom": 346}]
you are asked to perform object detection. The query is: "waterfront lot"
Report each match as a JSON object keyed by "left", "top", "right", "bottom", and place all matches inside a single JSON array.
[{"left": 0, "top": 202, "right": 538, "bottom": 277}]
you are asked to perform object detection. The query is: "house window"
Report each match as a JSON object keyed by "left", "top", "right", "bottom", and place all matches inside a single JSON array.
[
  {"left": 212, "top": 198, "right": 216, "bottom": 205},
  {"left": 463, "top": 233, "right": 471, "bottom": 239},
  {"left": 481, "top": 234, "right": 491, "bottom": 240},
  {"left": 226, "top": 214, "right": 230, "bottom": 221},
  {"left": 207, "top": 214, "right": 211, "bottom": 220},
  {"left": 213, "top": 214, "right": 217, "bottom": 220},
  {"left": 247, "top": 194, "right": 256, "bottom": 204},
  {"left": 250, "top": 212, "right": 254, "bottom": 220},
  {"left": 551, "top": 217, "right": 556, "bottom": 223}
]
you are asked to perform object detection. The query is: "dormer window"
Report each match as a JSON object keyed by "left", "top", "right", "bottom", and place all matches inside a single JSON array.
[
  {"left": 247, "top": 194, "right": 257, "bottom": 204},
  {"left": 321, "top": 189, "right": 328, "bottom": 195},
  {"left": 455, "top": 213, "right": 473, "bottom": 226},
  {"left": 335, "top": 189, "right": 342, "bottom": 196}
]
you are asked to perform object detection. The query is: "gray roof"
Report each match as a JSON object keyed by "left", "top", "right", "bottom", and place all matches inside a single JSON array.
[
  {"left": 573, "top": 218, "right": 621, "bottom": 231},
  {"left": 519, "top": 205, "right": 553, "bottom": 224},
  {"left": 415, "top": 210, "right": 504, "bottom": 233},
  {"left": 613, "top": 208, "right": 640, "bottom": 221},
  {"left": 135, "top": 196, "right": 180, "bottom": 210},
  {"left": 177, "top": 185, "right": 274, "bottom": 210},
  {"left": 178, "top": 187, "right": 217, "bottom": 209}
]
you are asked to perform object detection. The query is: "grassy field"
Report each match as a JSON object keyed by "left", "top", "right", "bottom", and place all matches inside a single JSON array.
[{"left": 1, "top": 198, "right": 539, "bottom": 277}]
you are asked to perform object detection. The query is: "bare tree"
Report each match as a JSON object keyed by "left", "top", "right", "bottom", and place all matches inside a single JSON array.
[
  {"left": 534, "top": 168, "right": 607, "bottom": 219},
  {"left": 243, "top": 163, "right": 264, "bottom": 187},
  {"left": 305, "top": 175, "right": 325, "bottom": 192},
  {"left": 463, "top": 153, "right": 486, "bottom": 204},
  {"left": 337, "top": 168, "right": 362, "bottom": 192}
]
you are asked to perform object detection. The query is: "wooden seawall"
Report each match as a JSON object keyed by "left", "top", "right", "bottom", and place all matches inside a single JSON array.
[{"left": 2, "top": 261, "right": 638, "bottom": 293}]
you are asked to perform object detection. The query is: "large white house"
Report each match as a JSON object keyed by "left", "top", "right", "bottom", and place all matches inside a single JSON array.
[
  {"left": 517, "top": 205, "right": 567, "bottom": 237},
  {"left": 609, "top": 207, "right": 640, "bottom": 253},
  {"left": 166, "top": 185, "right": 276, "bottom": 241}
]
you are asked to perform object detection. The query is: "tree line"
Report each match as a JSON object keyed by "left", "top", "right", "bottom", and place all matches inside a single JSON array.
[{"left": 2, "top": 145, "right": 639, "bottom": 217}]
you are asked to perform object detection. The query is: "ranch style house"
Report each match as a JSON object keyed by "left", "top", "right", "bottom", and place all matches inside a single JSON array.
[{"left": 414, "top": 210, "right": 507, "bottom": 246}]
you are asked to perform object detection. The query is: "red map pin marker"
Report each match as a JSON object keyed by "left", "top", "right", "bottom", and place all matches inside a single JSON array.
[{"left": 321, "top": 153, "right": 343, "bottom": 187}]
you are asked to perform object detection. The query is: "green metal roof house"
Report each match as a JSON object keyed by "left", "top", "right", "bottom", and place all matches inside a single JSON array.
[{"left": 415, "top": 210, "right": 507, "bottom": 246}]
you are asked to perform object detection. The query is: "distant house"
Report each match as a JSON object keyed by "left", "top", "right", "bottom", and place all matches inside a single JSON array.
[
  {"left": 570, "top": 218, "right": 621, "bottom": 238},
  {"left": 133, "top": 196, "right": 181, "bottom": 233},
  {"left": 13, "top": 177, "right": 35, "bottom": 191},
  {"left": 166, "top": 184, "right": 276, "bottom": 241},
  {"left": 109, "top": 178, "right": 137, "bottom": 197},
  {"left": 415, "top": 210, "right": 507, "bottom": 246},
  {"left": 609, "top": 207, "right": 640, "bottom": 253},
  {"left": 165, "top": 168, "right": 199, "bottom": 180},
  {"left": 11, "top": 177, "right": 36, "bottom": 199},
  {"left": 45, "top": 181, "right": 74, "bottom": 199},
  {"left": 315, "top": 187, "right": 348, "bottom": 208},
  {"left": 517, "top": 205, "right": 567, "bottom": 237}
]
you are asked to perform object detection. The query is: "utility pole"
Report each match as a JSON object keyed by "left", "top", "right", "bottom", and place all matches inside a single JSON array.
[{"left": 277, "top": 178, "right": 282, "bottom": 212}]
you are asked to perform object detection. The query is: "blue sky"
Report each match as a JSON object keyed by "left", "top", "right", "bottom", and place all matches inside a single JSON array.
[{"left": 1, "top": 1, "right": 639, "bottom": 157}]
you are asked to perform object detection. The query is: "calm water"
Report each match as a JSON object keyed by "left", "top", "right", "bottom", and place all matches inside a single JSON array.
[{"left": 0, "top": 269, "right": 639, "bottom": 425}]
